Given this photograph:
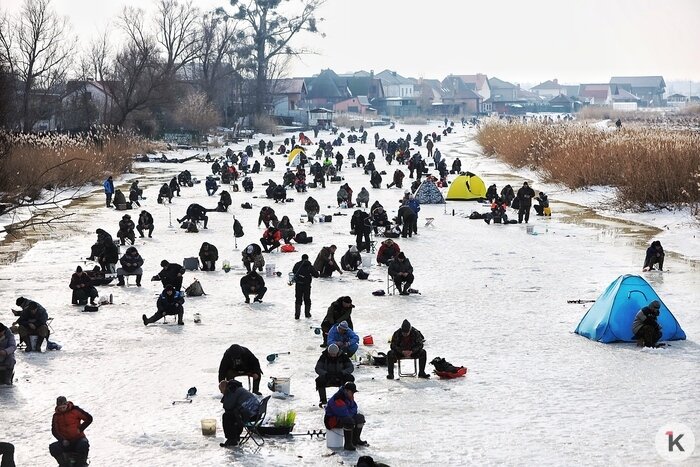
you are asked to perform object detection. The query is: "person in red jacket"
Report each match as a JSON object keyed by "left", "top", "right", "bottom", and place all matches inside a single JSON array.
[
  {"left": 49, "top": 396, "right": 92, "bottom": 466},
  {"left": 376, "top": 239, "right": 400, "bottom": 265},
  {"left": 260, "top": 226, "right": 282, "bottom": 253},
  {"left": 324, "top": 382, "right": 368, "bottom": 451}
]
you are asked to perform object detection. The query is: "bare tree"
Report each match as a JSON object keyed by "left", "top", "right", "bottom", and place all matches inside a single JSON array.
[
  {"left": 156, "top": 0, "right": 200, "bottom": 75},
  {"left": 173, "top": 90, "right": 221, "bottom": 134},
  {"left": 0, "top": 0, "right": 75, "bottom": 131},
  {"left": 220, "top": 0, "right": 325, "bottom": 118}
]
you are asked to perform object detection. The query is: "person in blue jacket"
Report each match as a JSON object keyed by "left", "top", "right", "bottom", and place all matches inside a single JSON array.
[
  {"left": 327, "top": 321, "right": 359, "bottom": 357},
  {"left": 103, "top": 176, "right": 114, "bottom": 208},
  {"left": 142, "top": 285, "right": 185, "bottom": 325},
  {"left": 324, "top": 382, "right": 368, "bottom": 451}
]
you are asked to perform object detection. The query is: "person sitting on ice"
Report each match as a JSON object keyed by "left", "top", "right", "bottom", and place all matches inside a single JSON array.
[
  {"left": 324, "top": 382, "right": 368, "bottom": 451},
  {"left": 484, "top": 197, "right": 509, "bottom": 225},
  {"left": 643, "top": 240, "right": 665, "bottom": 272},
  {"left": 632, "top": 300, "right": 662, "bottom": 347},
  {"left": 0, "top": 322, "right": 17, "bottom": 385},
  {"left": 216, "top": 191, "right": 232, "bottom": 212},
  {"left": 242, "top": 244, "right": 265, "bottom": 273},
  {"left": 356, "top": 188, "right": 370, "bottom": 208},
  {"left": 137, "top": 210, "right": 154, "bottom": 238},
  {"left": 388, "top": 252, "right": 414, "bottom": 295},
  {"left": 260, "top": 226, "right": 282, "bottom": 253},
  {"left": 327, "top": 321, "right": 359, "bottom": 358},
  {"left": 158, "top": 183, "right": 172, "bottom": 204},
  {"left": 218, "top": 344, "right": 263, "bottom": 395},
  {"left": 177, "top": 204, "right": 209, "bottom": 229},
  {"left": 117, "top": 214, "right": 135, "bottom": 246},
  {"left": 340, "top": 246, "right": 362, "bottom": 272},
  {"left": 69, "top": 266, "right": 99, "bottom": 304},
  {"left": 240, "top": 270, "right": 267, "bottom": 304},
  {"left": 219, "top": 379, "right": 260, "bottom": 447},
  {"left": 376, "top": 239, "right": 400, "bottom": 266},
  {"left": 142, "top": 285, "right": 185, "bottom": 326},
  {"left": 370, "top": 204, "right": 390, "bottom": 235},
  {"left": 387, "top": 319, "right": 430, "bottom": 379},
  {"left": 273, "top": 184, "right": 287, "bottom": 203},
  {"left": 315, "top": 343, "right": 354, "bottom": 406},
  {"left": 314, "top": 245, "right": 342, "bottom": 277},
  {"left": 277, "top": 216, "right": 296, "bottom": 244},
  {"left": 49, "top": 396, "right": 93, "bottom": 467},
  {"left": 199, "top": 242, "right": 219, "bottom": 271},
  {"left": 14, "top": 297, "right": 50, "bottom": 352},
  {"left": 117, "top": 247, "right": 144, "bottom": 286},
  {"left": 205, "top": 176, "right": 219, "bottom": 196},
  {"left": 534, "top": 192, "right": 550, "bottom": 216},
  {"left": 241, "top": 177, "right": 254, "bottom": 193},
  {"left": 155, "top": 260, "right": 185, "bottom": 291}
]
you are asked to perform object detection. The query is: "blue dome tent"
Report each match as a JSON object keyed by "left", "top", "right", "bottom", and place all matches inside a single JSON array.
[{"left": 574, "top": 275, "right": 686, "bottom": 343}]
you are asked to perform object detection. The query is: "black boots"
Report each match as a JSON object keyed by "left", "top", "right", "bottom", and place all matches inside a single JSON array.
[
  {"left": 142, "top": 314, "right": 149, "bottom": 326},
  {"left": 294, "top": 305, "right": 301, "bottom": 319},
  {"left": 304, "top": 304, "right": 312, "bottom": 318},
  {"left": 318, "top": 386, "right": 327, "bottom": 405},
  {"left": 35, "top": 336, "right": 44, "bottom": 352},
  {"left": 343, "top": 429, "right": 356, "bottom": 451},
  {"left": 177, "top": 312, "right": 184, "bottom": 325},
  {"left": 353, "top": 425, "right": 369, "bottom": 447}
]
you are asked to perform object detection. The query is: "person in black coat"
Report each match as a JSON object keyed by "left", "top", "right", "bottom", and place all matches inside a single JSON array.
[
  {"left": 241, "top": 176, "right": 254, "bottom": 193},
  {"left": 388, "top": 253, "right": 414, "bottom": 295},
  {"left": 516, "top": 182, "right": 535, "bottom": 223},
  {"left": 291, "top": 254, "right": 320, "bottom": 319},
  {"left": 158, "top": 183, "right": 172, "bottom": 204},
  {"left": 534, "top": 192, "right": 549, "bottom": 216},
  {"left": 351, "top": 210, "right": 372, "bottom": 253},
  {"left": 397, "top": 205, "right": 417, "bottom": 238},
  {"left": 129, "top": 185, "right": 141, "bottom": 208},
  {"left": 137, "top": 210, "right": 154, "bottom": 238},
  {"left": 340, "top": 246, "right": 362, "bottom": 272},
  {"left": 370, "top": 205, "right": 389, "bottom": 235},
  {"left": 169, "top": 177, "right": 181, "bottom": 197},
  {"left": 242, "top": 244, "right": 264, "bottom": 273},
  {"left": 219, "top": 379, "right": 261, "bottom": 447},
  {"left": 117, "top": 214, "right": 136, "bottom": 246},
  {"left": 218, "top": 344, "right": 263, "bottom": 394},
  {"left": 155, "top": 260, "right": 185, "bottom": 290},
  {"left": 500, "top": 184, "right": 515, "bottom": 206},
  {"left": 486, "top": 184, "right": 498, "bottom": 203},
  {"left": 177, "top": 204, "right": 209, "bottom": 229},
  {"left": 205, "top": 177, "right": 219, "bottom": 196},
  {"left": 370, "top": 170, "right": 382, "bottom": 189},
  {"left": 305, "top": 197, "right": 320, "bottom": 224},
  {"left": 98, "top": 235, "right": 119, "bottom": 273},
  {"left": 117, "top": 246, "right": 144, "bottom": 286},
  {"left": 257, "top": 206, "right": 278, "bottom": 228},
  {"left": 273, "top": 184, "right": 286, "bottom": 203},
  {"left": 387, "top": 319, "right": 429, "bottom": 379},
  {"left": 69, "top": 266, "right": 98, "bottom": 305},
  {"left": 199, "top": 242, "right": 219, "bottom": 271},
  {"left": 143, "top": 285, "right": 185, "bottom": 325},
  {"left": 315, "top": 344, "right": 354, "bottom": 405},
  {"left": 240, "top": 271, "right": 267, "bottom": 303},
  {"left": 643, "top": 240, "right": 665, "bottom": 271},
  {"left": 217, "top": 191, "right": 232, "bottom": 212}
]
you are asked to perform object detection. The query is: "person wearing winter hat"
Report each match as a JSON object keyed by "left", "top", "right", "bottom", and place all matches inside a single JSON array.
[
  {"left": 49, "top": 395, "right": 93, "bottom": 466},
  {"left": 324, "top": 382, "right": 368, "bottom": 451},
  {"left": 340, "top": 245, "right": 362, "bottom": 272},
  {"left": 388, "top": 252, "right": 414, "bottom": 295},
  {"left": 117, "top": 214, "right": 136, "bottom": 246},
  {"left": 142, "top": 285, "right": 185, "bottom": 326},
  {"left": 0, "top": 322, "right": 17, "bottom": 385},
  {"left": 315, "top": 343, "right": 354, "bottom": 406},
  {"left": 14, "top": 297, "right": 49, "bottom": 352},
  {"left": 154, "top": 260, "right": 185, "bottom": 291},
  {"left": 327, "top": 321, "right": 359, "bottom": 357},
  {"left": 241, "top": 244, "right": 264, "bottom": 273},
  {"left": 321, "top": 297, "right": 355, "bottom": 347},
  {"left": 69, "top": 266, "right": 99, "bottom": 304},
  {"left": 291, "top": 253, "right": 320, "bottom": 319},
  {"left": 632, "top": 300, "right": 663, "bottom": 347},
  {"left": 387, "top": 319, "right": 429, "bottom": 379}
]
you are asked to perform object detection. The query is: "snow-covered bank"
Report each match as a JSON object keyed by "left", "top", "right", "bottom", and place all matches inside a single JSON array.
[{"left": 0, "top": 122, "right": 697, "bottom": 466}]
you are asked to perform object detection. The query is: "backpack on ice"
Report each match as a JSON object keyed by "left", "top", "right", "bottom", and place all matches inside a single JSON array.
[
  {"left": 356, "top": 269, "right": 369, "bottom": 280},
  {"left": 233, "top": 219, "right": 244, "bottom": 238},
  {"left": 295, "top": 231, "right": 313, "bottom": 244},
  {"left": 185, "top": 279, "right": 205, "bottom": 297},
  {"left": 280, "top": 244, "right": 296, "bottom": 253},
  {"left": 183, "top": 257, "right": 200, "bottom": 271}
]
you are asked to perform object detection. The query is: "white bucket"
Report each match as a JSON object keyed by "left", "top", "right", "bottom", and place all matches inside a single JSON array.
[
  {"left": 326, "top": 428, "right": 344, "bottom": 449},
  {"left": 269, "top": 377, "right": 290, "bottom": 394},
  {"left": 265, "top": 264, "right": 276, "bottom": 277},
  {"left": 362, "top": 255, "right": 373, "bottom": 268},
  {"left": 201, "top": 418, "right": 217, "bottom": 436}
]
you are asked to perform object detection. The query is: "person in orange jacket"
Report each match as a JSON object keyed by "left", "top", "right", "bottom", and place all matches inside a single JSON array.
[
  {"left": 260, "top": 226, "right": 282, "bottom": 253},
  {"left": 49, "top": 396, "right": 92, "bottom": 466}
]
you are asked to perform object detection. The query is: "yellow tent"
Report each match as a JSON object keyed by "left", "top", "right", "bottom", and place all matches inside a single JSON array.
[
  {"left": 445, "top": 172, "right": 487, "bottom": 201},
  {"left": 287, "top": 147, "right": 305, "bottom": 167}
]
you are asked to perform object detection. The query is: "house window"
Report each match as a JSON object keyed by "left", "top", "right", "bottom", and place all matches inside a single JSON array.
[{"left": 348, "top": 106, "right": 359, "bottom": 113}]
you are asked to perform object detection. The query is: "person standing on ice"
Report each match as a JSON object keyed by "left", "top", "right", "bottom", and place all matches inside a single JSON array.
[
  {"left": 642, "top": 240, "right": 665, "bottom": 271},
  {"left": 291, "top": 254, "right": 320, "bottom": 319},
  {"left": 515, "top": 182, "right": 535, "bottom": 224},
  {"left": 324, "top": 382, "right": 368, "bottom": 451},
  {"left": 49, "top": 396, "right": 93, "bottom": 467},
  {"left": 387, "top": 319, "right": 430, "bottom": 379},
  {"left": 218, "top": 344, "right": 263, "bottom": 395},
  {"left": 632, "top": 301, "right": 662, "bottom": 347},
  {"left": 103, "top": 176, "right": 114, "bottom": 208}
]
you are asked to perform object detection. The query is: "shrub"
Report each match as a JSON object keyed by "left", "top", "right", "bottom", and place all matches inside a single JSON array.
[
  {"left": 0, "top": 128, "right": 150, "bottom": 200},
  {"left": 251, "top": 114, "right": 278, "bottom": 134},
  {"left": 334, "top": 114, "right": 365, "bottom": 128},
  {"left": 476, "top": 121, "right": 700, "bottom": 207}
]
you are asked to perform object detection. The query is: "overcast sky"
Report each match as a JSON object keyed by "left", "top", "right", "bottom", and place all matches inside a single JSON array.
[{"left": 3, "top": 0, "right": 700, "bottom": 85}]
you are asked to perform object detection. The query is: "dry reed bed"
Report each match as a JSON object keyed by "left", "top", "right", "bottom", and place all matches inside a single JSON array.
[
  {"left": 0, "top": 129, "right": 150, "bottom": 200},
  {"left": 476, "top": 122, "right": 700, "bottom": 207}
]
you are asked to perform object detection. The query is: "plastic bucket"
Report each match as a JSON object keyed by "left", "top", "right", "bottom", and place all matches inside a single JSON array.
[
  {"left": 29, "top": 335, "right": 38, "bottom": 349},
  {"left": 526, "top": 225, "right": 534, "bottom": 235},
  {"left": 269, "top": 377, "right": 291, "bottom": 394},
  {"left": 363, "top": 335, "right": 374, "bottom": 346},
  {"left": 265, "top": 264, "right": 276, "bottom": 277},
  {"left": 362, "top": 255, "right": 373, "bottom": 268},
  {"left": 201, "top": 418, "right": 217, "bottom": 436},
  {"left": 326, "top": 429, "right": 344, "bottom": 449}
]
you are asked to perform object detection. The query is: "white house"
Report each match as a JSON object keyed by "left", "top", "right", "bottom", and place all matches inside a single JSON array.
[
  {"left": 531, "top": 79, "right": 565, "bottom": 98},
  {"left": 61, "top": 80, "right": 114, "bottom": 125},
  {"left": 376, "top": 70, "right": 415, "bottom": 99}
]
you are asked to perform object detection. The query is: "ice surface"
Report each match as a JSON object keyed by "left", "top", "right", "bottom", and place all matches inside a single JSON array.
[{"left": 0, "top": 123, "right": 697, "bottom": 466}]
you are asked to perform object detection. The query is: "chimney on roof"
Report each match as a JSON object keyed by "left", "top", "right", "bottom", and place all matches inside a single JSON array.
[
  {"left": 553, "top": 79, "right": 558, "bottom": 84},
  {"left": 370, "top": 70, "right": 374, "bottom": 78},
  {"left": 392, "top": 71, "right": 396, "bottom": 77}
]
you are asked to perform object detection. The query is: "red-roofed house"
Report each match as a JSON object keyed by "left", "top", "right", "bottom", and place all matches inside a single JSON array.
[{"left": 579, "top": 84, "right": 611, "bottom": 105}]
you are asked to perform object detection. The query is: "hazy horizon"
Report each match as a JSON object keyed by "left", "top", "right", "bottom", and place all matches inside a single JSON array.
[{"left": 3, "top": 0, "right": 700, "bottom": 85}]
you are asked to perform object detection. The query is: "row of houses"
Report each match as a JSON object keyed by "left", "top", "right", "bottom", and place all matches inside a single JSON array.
[{"left": 272, "top": 71, "right": 695, "bottom": 121}]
